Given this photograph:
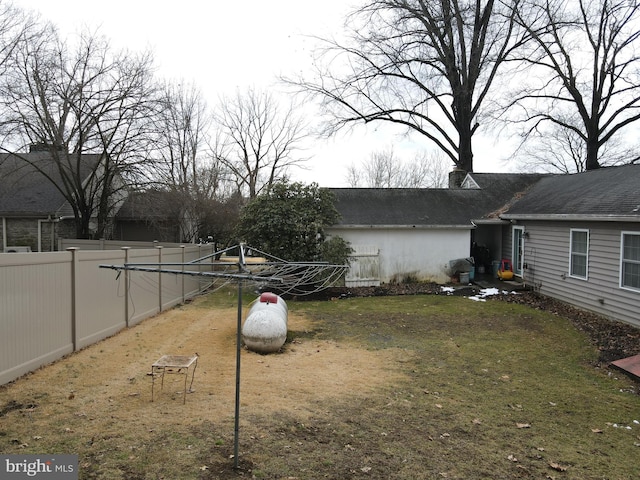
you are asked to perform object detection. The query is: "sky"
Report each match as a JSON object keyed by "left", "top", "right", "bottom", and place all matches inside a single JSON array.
[{"left": 14, "top": 0, "right": 510, "bottom": 186}]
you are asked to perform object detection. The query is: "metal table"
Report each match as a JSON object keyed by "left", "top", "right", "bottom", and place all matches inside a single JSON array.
[{"left": 151, "top": 354, "right": 198, "bottom": 404}]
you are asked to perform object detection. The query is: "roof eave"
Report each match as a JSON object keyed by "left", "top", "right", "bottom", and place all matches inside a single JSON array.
[
  {"left": 500, "top": 213, "right": 640, "bottom": 222},
  {"left": 472, "top": 218, "right": 509, "bottom": 225},
  {"left": 329, "top": 224, "right": 474, "bottom": 230}
]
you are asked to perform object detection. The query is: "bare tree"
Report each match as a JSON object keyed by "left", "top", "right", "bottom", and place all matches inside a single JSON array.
[
  {"left": 292, "top": 0, "right": 526, "bottom": 173},
  {"left": 0, "top": 27, "right": 157, "bottom": 238},
  {"left": 152, "top": 80, "right": 232, "bottom": 242},
  {"left": 213, "top": 88, "right": 309, "bottom": 198},
  {"left": 509, "top": 0, "right": 640, "bottom": 171},
  {"left": 346, "top": 146, "right": 449, "bottom": 187},
  {"left": 0, "top": 1, "right": 35, "bottom": 75}
]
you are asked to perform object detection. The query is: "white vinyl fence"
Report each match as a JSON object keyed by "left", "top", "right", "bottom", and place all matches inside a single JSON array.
[{"left": 0, "top": 244, "right": 215, "bottom": 385}]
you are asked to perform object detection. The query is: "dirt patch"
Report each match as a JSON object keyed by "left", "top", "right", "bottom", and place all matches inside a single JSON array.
[{"left": 5, "top": 297, "right": 406, "bottom": 426}]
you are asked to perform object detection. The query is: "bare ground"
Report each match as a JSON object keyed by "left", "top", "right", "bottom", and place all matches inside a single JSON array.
[
  {"left": 0, "top": 295, "right": 410, "bottom": 477},
  {"left": 1, "top": 286, "right": 639, "bottom": 479}
]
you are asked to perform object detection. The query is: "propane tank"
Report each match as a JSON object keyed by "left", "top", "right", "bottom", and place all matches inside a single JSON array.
[{"left": 242, "top": 292, "right": 288, "bottom": 353}]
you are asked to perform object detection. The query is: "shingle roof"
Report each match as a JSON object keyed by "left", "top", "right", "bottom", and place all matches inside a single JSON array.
[
  {"left": 330, "top": 188, "right": 477, "bottom": 227},
  {"left": 0, "top": 152, "right": 101, "bottom": 217},
  {"left": 116, "top": 190, "right": 183, "bottom": 220},
  {"left": 329, "top": 173, "right": 546, "bottom": 227},
  {"left": 502, "top": 165, "right": 640, "bottom": 219}
]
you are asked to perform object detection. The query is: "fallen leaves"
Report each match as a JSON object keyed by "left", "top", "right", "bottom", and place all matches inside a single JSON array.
[{"left": 549, "top": 461, "right": 568, "bottom": 472}]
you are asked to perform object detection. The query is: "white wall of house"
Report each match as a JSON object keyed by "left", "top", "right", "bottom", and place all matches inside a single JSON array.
[{"left": 328, "top": 226, "right": 472, "bottom": 284}]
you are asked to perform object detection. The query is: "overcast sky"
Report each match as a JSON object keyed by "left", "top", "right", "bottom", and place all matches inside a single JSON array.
[{"left": 14, "top": 0, "right": 509, "bottom": 186}]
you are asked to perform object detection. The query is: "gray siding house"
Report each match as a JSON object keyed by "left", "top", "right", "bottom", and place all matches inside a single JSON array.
[
  {"left": 329, "top": 166, "right": 639, "bottom": 328},
  {"left": 328, "top": 173, "right": 545, "bottom": 285},
  {"left": 500, "top": 165, "right": 640, "bottom": 328}
]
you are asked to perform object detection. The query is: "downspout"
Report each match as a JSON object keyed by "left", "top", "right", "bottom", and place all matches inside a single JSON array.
[
  {"left": 2, "top": 217, "right": 6, "bottom": 252},
  {"left": 57, "top": 215, "right": 75, "bottom": 250}
]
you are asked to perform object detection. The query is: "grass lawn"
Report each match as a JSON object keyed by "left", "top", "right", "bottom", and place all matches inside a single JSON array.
[{"left": 1, "top": 289, "right": 639, "bottom": 479}]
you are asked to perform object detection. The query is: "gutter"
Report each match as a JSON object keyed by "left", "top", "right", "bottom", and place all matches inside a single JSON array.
[
  {"left": 329, "top": 224, "right": 475, "bottom": 230},
  {"left": 471, "top": 218, "right": 509, "bottom": 225},
  {"left": 500, "top": 214, "right": 640, "bottom": 223}
]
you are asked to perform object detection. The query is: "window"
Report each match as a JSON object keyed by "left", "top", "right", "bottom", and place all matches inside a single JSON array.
[
  {"left": 621, "top": 232, "right": 640, "bottom": 290},
  {"left": 569, "top": 229, "right": 588, "bottom": 279}
]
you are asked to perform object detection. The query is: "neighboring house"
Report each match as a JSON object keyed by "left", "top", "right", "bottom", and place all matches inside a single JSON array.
[
  {"left": 0, "top": 150, "right": 103, "bottom": 252},
  {"left": 1, "top": 150, "right": 198, "bottom": 251},
  {"left": 328, "top": 173, "right": 545, "bottom": 286},
  {"left": 113, "top": 190, "right": 192, "bottom": 243},
  {"left": 500, "top": 165, "right": 640, "bottom": 328}
]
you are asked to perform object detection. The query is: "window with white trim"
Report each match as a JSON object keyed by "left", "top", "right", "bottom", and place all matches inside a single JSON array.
[
  {"left": 569, "top": 229, "right": 588, "bottom": 279},
  {"left": 621, "top": 232, "right": 640, "bottom": 290}
]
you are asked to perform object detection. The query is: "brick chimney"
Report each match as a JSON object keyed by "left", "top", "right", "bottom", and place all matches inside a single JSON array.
[{"left": 448, "top": 168, "right": 467, "bottom": 188}]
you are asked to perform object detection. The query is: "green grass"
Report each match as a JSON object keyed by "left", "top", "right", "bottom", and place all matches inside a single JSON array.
[
  {"left": 1, "top": 291, "right": 639, "bottom": 479},
  {"left": 240, "top": 295, "right": 640, "bottom": 479}
]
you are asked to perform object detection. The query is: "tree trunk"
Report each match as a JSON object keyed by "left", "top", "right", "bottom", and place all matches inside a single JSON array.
[
  {"left": 454, "top": 92, "right": 475, "bottom": 173},
  {"left": 585, "top": 135, "right": 601, "bottom": 170}
]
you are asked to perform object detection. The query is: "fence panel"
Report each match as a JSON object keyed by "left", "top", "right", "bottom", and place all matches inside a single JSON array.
[
  {"left": 59, "top": 238, "right": 187, "bottom": 250},
  {"left": 74, "top": 249, "right": 127, "bottom": 350},
  {"left": 1, "top": 245, "right": 214, "bottom": 386},
  {"left": 0, "top": 252, "right": 74, "bottom": 385},
  {"left": 346, "top": 245, "right": 381, "bottom": 287},
  {"left": 124, "top": 248, "right": 165, "bottom": 326}
]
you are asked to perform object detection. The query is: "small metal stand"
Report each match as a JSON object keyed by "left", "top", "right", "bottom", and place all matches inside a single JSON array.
[{"left": 151, "top": 354, "right": 198, "bottom": 404}]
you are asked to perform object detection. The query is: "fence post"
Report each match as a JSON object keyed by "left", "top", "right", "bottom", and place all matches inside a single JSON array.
[
  {"left": 157, "top": 245, "right": 163, "bottom": 313},
  {"left": 122, "top": 247, "right": 130, "bottom": 327},
  {"left": 181, "top": 245, "right": 186, "bottom": 304},
  {"left": 67, "top": 247, "right": 79, "bottom": 351}
]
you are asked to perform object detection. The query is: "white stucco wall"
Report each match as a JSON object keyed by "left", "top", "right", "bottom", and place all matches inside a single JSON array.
[{"left": 328, "top": 227, "right": 472, "bottom": 284}]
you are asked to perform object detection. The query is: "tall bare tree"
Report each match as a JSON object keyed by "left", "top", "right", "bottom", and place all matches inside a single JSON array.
[
  {"left": 153, "top": 81, "right": 231, "bottom": 242},
  {"left": 0, "top": 1, "right": 35, "bottom": 77},
  {"left": 213, "top": 87, "right": 309, "bottom": 198},
  {"left": 346, "top": 146, "right": 449, "bottom": 187},
  {"left": 0, "top": 27, "right": 157, "bottom": 238},
  {"left": 292, "top": 0, "right": 526, "bottom": 173},
  {"left": 509, "top": 0, "right": 640, "bottom": 170}
]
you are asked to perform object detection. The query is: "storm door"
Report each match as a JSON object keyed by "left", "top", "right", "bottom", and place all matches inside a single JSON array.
[{"left": 512, "top": 226, "right": 525, "bottom": 277}]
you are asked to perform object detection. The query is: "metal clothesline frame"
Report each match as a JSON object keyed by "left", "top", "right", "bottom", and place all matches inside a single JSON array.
[{"left": 100, "top": 243, "right": 347, "bottom": 469}]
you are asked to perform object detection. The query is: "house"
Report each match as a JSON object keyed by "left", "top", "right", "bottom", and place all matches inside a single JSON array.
[
  {"left": 1, "top": 149, "right": 202, "bottom": 251},
  {"left": 328, "top": 172, "right": 545, "bottom": 285},
  {"left": 329, "top": 165, "right": 640, "bottom": 328},
  {"left": 113, "top": 190, "right": 191, "bottom": 243},
  {"left": 0, "top": 150, "right": 103, "bottom": 252},
  {"left": 500, "top": 165, "right": 640, "bottom": 328}
]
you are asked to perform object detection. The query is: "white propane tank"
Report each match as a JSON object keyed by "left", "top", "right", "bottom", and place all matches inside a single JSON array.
[
  {"left": 242, "top": 292, "right": 288, "bottom": 353},
  {"left": 248, "top": 292, "right": 288, "bottom": 326}
]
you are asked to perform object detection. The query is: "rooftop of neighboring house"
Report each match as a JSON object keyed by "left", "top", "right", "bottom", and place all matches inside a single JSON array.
[
  {"left": 0, "top": 151, "right": 102, "bottom": 217},
  {"left": 329, "top": 172, "right": 547, "bottom": 227},
  {"left": 116, "top": 189, "right": 184, "bottom": 220},
  {"left": 502, "top": 164, "right": 640, "bottom": 220}
]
